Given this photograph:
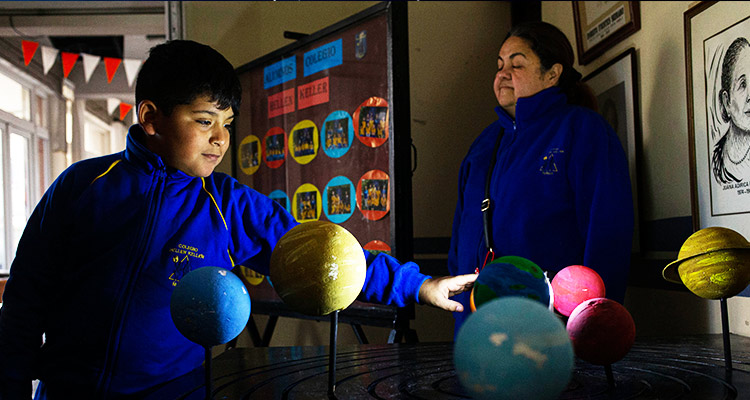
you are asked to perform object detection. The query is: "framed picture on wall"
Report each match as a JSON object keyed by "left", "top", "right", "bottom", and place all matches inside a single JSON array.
[
  {"left": 583, "top": 47, "right": 641, "bottom": 252},
  {"left": 685, "top": 1, "right": 750, "bottom": 239},
  {"left": 572, "top": 1, "right": 641, "bottom": 65}
]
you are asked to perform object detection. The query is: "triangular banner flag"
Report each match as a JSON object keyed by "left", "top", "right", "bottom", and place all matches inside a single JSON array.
[
  {"left": 41, "top": 46, "right": 59, "bottom": 75},
  {"left": 104, "top": 57, "right": 122, "bottom": 83},
  {"left": 81, "top": 53, "right": 101, "bottom": 83},
  {"left": 22, "top": 40, "right": 39, "bottom": 66},
  {"left": 119, "top": 103, "right": 133, "bottom": 121},
  {"left": 61, "top": 52, "right": 79, "bottom": 78},
  {"left": 107, "top": 98, "right": 120, "bottom": 115},
  {"left": 123, "top": 58, "right": 143, "bottom": 87}
]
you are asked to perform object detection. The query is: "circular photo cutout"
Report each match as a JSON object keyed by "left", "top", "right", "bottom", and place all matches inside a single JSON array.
[
  {"left": 291, "top": 183, "right": 322, "bottom": 223},
  {"left": 321, "top": 110, "right": 354, "bottom": 158},
  {"left": 363, "top": 240, "right": 391, "bottom": 256},
  {"left": 263, "top": 127, "right": 287, "bottom": 169},
  {"left": 323, "top": 176, "right": 355, "bottom": 223},
  {"left": 356, "top": 169, "right": 390, "bottom": 221},
  {"left": 353, "top": 97, "right": 389, "bottom": 148},
  {"left": 289, "top": 120, "right": 319, "bottom": 165},
  {"left": 238, "top": 134, "right": 261, "bottom": 175},
  {"left": 268, "top": 189, "right": 290, "bottom": 212}
]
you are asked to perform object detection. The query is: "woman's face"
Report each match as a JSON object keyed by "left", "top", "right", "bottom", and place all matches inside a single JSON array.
[
  {"left": 724, "top": 44, "right": 750, "bottom": 133},
  {"left": 493, "top": 36, "right": 559, "bottom": 116}
]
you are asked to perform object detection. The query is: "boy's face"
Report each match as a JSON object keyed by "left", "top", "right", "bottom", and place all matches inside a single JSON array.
[{"left": 143, "top": 96, "right": 234, "bottom": 177}]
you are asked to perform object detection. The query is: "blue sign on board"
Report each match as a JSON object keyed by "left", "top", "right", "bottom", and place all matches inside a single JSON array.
[
  {"left": 263, "top": 58, "right": 296, "bottom": 90},
  {"left": 303, "top": 38, "right": 343, "bottom": 77}
]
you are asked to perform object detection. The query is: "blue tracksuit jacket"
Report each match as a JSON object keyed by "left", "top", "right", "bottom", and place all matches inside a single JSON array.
[
  {"left": 448, "top": 87, "right": 634, "bottom": 334},
  {"left": 0, "top": 125, "right": 428, "bottom": 398}
]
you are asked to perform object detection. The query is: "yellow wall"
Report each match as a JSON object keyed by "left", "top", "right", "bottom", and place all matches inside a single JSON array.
[{"left": 186, "top": 1, "right": 511, "bottom": 345}]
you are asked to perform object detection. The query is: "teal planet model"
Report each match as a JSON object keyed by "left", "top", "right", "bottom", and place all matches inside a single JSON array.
[
  {"left": 454, "top": 297, "right": 573, "bottom": 400},
  {"left": 170, "top": 267, "right": 251, "bottom": 347}
]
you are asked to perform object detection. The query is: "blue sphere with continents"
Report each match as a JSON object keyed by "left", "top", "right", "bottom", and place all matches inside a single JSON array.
[
  {"left": 454, "top": 297, "right": 573, "bottom": 400},
  {"left": 470, "top": 256, "right": 553, "bottom": 312},
  {"left": 170, "top": 267, "right": 251, "bottom": 347}
]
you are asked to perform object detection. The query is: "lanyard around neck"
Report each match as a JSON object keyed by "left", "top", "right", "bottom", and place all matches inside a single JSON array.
[{"left": 479, "top": 128, "right": 505, "bottom": 271}]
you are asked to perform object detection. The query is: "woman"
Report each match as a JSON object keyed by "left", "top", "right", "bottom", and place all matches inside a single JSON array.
[
  {"left": 713, "top": 37, "right": 750, "bottom": 185},
  {"left": 447, "top": 21, "right": 634, "bottom": 334}
]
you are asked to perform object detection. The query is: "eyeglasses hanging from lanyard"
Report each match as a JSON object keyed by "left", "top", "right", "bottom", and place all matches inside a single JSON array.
[{"left": 476, "top": 128, "right": 505, "bottom": 275}]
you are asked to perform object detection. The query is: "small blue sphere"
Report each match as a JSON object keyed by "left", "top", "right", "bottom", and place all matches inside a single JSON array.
[
  {"left": 454, "top": 297, "right": 573, "bottom": 400},
  {"left": 170, "top": 267, "right": 251, "bottom": 347}
]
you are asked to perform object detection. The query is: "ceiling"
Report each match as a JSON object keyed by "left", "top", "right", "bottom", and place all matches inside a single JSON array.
[{"left": 0, "top": 1, "right": 166, "bottom": 101}]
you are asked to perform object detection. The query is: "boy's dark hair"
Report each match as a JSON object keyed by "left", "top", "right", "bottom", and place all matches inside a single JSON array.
[{"left": 135, "top": 40, "right": 241, "bottom": 115}]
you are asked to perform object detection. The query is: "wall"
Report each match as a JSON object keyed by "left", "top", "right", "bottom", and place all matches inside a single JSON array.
[
  {"left": 543, "top": 1, "right": 750, "bottom": 337},
  {"left": 186, "top": 1, "right": 511, "bottom": 345}
]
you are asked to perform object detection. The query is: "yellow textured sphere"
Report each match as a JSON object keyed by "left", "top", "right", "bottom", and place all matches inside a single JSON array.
[
  {"left": 663, "top": 227, "right": 750, "bottom": 299},
  {"left": 270, "top": 221, "right": 366, "bottom": 316}
]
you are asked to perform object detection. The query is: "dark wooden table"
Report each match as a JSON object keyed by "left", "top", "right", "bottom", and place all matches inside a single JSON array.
[{"left": 146, "top": 334, "right": 750, "bottom": 399}]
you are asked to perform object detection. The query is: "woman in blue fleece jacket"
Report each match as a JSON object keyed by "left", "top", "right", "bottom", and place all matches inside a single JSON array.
[
  {"left": 448, "top": 21, "right": 634, "bottom": 335},
  {"left": 0, "top": 40, "right": 476, "bottom": 399}
]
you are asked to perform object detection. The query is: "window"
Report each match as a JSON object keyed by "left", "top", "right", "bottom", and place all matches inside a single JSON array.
[
  {"left": 0, "top": 63, "right": 51, "bottom": 274},
  {"left": 0, "top": 71, "right": 30, "bottom": 121},
  {"left": 84, "top": 112, "right": 111, "bottom": 159},
  {"left": 8, "top": 131, "right": 30, "bottom": 260}
]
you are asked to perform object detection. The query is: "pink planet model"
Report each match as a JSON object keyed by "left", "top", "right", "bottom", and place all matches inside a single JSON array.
[
  {"left": 566, "top": 298, "right": 636, "bottom": 366},
  {"left": 551, "top": 265, "right": 606, "bottom": 316}
]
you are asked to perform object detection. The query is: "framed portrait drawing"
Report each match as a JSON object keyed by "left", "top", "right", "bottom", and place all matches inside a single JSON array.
[
  {"left": 685, "top": 1, "right": 750, "bottom": 239},
  {"left": 573, "top": 1, "right": 641, "bottom": 65},
  {"left": 583, "top": 47, "right": 641, "bottom": 252}
]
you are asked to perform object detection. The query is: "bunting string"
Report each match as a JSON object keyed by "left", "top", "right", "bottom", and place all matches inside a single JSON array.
[
  {"left": 20, "top": 40, "right": 142, "bottom": 122},
  {"left": 19, "top": 39, "right": 143, "bottom": 87}
]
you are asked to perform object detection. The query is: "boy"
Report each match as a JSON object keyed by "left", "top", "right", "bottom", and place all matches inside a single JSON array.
[{"left": 0, "top": 40, "right": 476, "bottom": 399}]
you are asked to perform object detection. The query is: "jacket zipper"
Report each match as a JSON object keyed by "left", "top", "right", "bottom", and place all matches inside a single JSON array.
[{"left": 96, "top": 169, "right": 166, "bottom": 398}]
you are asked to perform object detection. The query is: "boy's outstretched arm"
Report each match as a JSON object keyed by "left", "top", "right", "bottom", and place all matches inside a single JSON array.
[{"left": 417, "top": 274, "right": 477, "bottom": 312}]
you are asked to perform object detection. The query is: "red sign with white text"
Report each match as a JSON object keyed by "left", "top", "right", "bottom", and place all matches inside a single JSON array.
[
  {"left": 268, "top": 88, "right": 295, "bottom": 119},
  {"left": 297, "top": 76, "right": 330, "bottom": 110}
]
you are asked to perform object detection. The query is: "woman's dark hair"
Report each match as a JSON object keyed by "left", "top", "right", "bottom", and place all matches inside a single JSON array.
[
  {"left": 720, "top": 37, "right": 750, "bottom": 122},
  {"left": 135, "top": 40, "right": 241, "bottom": 115},
  {"left": 505, "top": 21, "right": 595, "bottom": 109}
]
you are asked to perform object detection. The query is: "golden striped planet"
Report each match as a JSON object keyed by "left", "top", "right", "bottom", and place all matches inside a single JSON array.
[{"left": 663, "top": 227, "right": 750, "bottom": 299}]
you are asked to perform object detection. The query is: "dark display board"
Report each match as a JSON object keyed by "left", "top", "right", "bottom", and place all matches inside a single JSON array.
[{"left": 231, "top": 2, "right": 415, "bottom": 340}]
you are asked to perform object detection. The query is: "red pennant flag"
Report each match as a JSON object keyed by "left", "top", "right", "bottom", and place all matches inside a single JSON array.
[
  {"left": 119, "top": 103, "right": 133, "bottom": 121},
  {"left": 104, "top": 57, "right": 122, "bottom": 83},
  {"left": 61, "top": 52, "right": 79, "bottom": 78},
  {"left": 22, "top": 40, "right": 39, "bottom": 66}
]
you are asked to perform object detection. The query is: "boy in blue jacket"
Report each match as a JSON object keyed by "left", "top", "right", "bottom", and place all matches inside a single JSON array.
[{"left": 0, "top": 40, "right": 476, "bottom": 399}]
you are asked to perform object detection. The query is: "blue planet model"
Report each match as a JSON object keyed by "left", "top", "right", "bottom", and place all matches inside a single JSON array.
[
  {"left": 170, "top": 267, "right": 251, "bottom": 347},
  {"left": 471, "top": 255, "right": 552, "bottom": 312},
  {"left": 454, "top": 297, "right": 573, "bottom": 400}
]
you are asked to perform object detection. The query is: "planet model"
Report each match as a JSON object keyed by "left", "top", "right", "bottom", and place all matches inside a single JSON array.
[
  {"left": 551, "top": 265, "right": 606, "bottom": 317},
  {"left": 566, "top": 298, "right": 635, "bottom": 366},
  {"left": 469, "top": 255, "right": 553, "bottom": 312},
  {"left": 454, "top": 297, "right": 574, "bottom": 400},
  {"left": 663, "top": 226, "right": 750, "bottom": 299},
  {"left": 170, "top": 266, "right": 252, "bottom": 347},
  {"left": 270, "top": 221, "right": 366, "bottom": 316}
]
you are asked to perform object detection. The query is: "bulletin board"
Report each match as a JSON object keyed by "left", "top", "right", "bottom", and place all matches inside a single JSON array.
[{"left": 231, "top": 2, "right": 415, "bottom": 340}]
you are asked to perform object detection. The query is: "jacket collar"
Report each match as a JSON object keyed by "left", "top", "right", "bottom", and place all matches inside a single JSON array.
[
  {"left": 124, "top": 124, "right": 193, "bottom": 180},
  {"left": 494, "top": 86, "right": 567, "bottom": 131}
]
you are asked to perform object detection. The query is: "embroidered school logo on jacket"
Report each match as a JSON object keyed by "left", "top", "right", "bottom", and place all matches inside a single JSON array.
[
  {"left": 540, "top": 148, "right": 564, "bottom": 175},
  {"left": 167, "top": 243, "right": 206, "bottom": 286}
]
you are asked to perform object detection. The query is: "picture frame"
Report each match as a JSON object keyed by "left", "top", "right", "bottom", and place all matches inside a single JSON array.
[
  {"left": 572, "top": 1, "right": 641, "bottom": 65},
  {"left": 685, "top": 1, "right": 750, "bottom": 239},
  {"left": 583, "top": 47, "right": 641, "bottom": 252}
]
